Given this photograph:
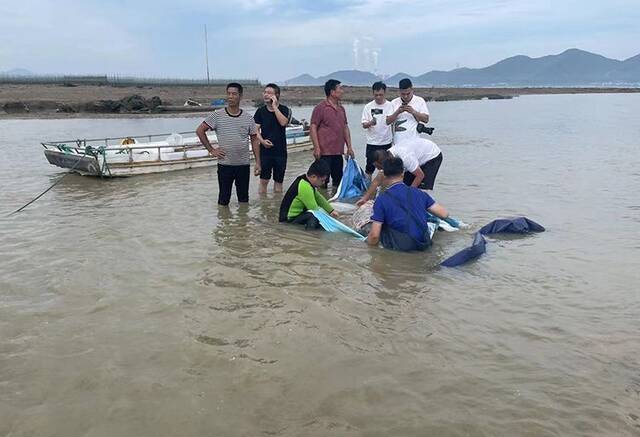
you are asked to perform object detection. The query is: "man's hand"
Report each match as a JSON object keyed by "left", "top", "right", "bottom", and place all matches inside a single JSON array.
[
  {"left": 262, "top": 139, "right": 274, "bottom": 148},
  {"left": 313, "top": 147, "right": 321, "bottom": 160},
  {"left": 209, "top": 148, "right": 225, "bottom": 159},
  {"left": 400, "top": 104, "right": 412, "bottom": 114},
  {"left": 270, "top": 95, "right": 279, "bottom": 108},
  {"left": 254, "top": 164, "right": 261, "bottom": 176},
  {"left": 346, "top": 147, "right": 355, "bottom": 159},
  {"left": 356, "top": 197, "right": 368, "bottom": 207},
  {"left": 330, "top": 210, "right": 339, "bottom": 218}
]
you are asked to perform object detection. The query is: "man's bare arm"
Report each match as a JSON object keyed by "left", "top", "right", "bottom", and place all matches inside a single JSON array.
[
  {"left": 386, "top": 106, "right": 404, "bottom": 125},
  {"left": 412, "top": 111, "right": 429, "bottom": 124},
  {"left": 367, "top": 222, "right": 382, "bottom": 246},
  {"left": 410, "top": 167, "right": 425, "bottom": 188},
  {"left": 357, "top": 172, "right": 383, "bottom": 206},
  {"left": 251, "top": 134, "right": 261, "bottom": 175},
  {"left": 310, "top": 123, "right": 321, "bottom": 159},
  {"left": 427, "top": 203, "right": 449, "bottom": 219},
  {"left": 344, "top": 125, "right": 354, "bottom": 157},
  {"left": 196, "top": 122, "right": 224, "bottom": 158},
  {"left": 273, "top": 106, "right": 289, "bottom": 127}
]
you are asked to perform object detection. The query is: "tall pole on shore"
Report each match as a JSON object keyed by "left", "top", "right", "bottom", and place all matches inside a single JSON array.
[{"left": 204, "top": 24, "right": 210, "bottom": 84}]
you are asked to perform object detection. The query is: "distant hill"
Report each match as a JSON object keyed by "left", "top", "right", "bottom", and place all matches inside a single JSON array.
[
  {"left": 1, "top": 68, "right": 33, "bottom": 76},
  {"left": 284, "top": 70, "right": 379, "bottom": 86},
  {"left": 285, "top": 73, "right": 318, "bottom": 86},
  {"left": 386, "top": 72, "right": 417, "bottom": 85},
  {"left": 285, "top": 49, "right": 640, "bottom": 87},
  {"left": 613, "top": 54, "right": 640, "bottom": 83}
]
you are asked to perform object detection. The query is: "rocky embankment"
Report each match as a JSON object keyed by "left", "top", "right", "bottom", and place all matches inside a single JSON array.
[{"left": 2, "top": 94, "right": 163, "bottom": 115}]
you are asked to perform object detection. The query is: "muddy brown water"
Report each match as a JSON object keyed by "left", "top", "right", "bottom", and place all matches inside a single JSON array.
[{"left": 1, "top": 94, "right": 639, "bottom": 436}]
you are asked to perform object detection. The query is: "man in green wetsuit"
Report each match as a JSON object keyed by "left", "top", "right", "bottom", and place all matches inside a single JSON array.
[{"left": 279, "top": 160, "right": 339, "bottom": 229}]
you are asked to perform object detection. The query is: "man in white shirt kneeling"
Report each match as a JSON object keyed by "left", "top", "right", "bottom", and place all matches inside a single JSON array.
[{"left": 356, "top": 139, "right": 443, "bottom": 206}]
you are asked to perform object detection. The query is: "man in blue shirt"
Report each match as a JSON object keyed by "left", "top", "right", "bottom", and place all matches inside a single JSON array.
[{"left": 367, "top": 156, "right": 450, "bottom": 251}]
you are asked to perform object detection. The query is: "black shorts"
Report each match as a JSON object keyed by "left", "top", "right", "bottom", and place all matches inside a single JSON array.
[
  {"left": 365, "top": 143, "right": 392, "bottom": 174},
  {"left": 288, "top": 211, "right": 323, "bottom": 230},
  {"left": 403, "top": 152, "right": 443, "bottom": 190},
  {"left": 319, "top": 155, "right": 343, "bottom": 188},
  {"left": 217, "top": 164, "right": 250, "bottom": 205},
  {"left": 260, "top": 154, "right": 287, "bottom": 183}
]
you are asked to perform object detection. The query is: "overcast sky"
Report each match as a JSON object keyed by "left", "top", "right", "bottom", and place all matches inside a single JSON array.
[{"left": 1, "top": 0, "right": 638, "bottom": 82}]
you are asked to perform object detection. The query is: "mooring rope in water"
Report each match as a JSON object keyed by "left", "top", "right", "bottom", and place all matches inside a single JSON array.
[
  {"left": 7, "top": 151, "right": 89, "bottom": 216},
  {"left": 8, "top": 143, "right": 117, "bottom": 216}
]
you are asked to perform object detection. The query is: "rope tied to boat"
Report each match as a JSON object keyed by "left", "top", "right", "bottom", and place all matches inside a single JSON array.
[
  {"left": 7, "top": 150, "right": 89, "bottom": 216},
  {"left": 84, "top": 145, "right": 112, "bottom": 177},
  {"left": 8, "top": 142, "right": 116, "bottom": 215},
  {"left": 56, "top": 144, "right": 74, "bottom": 154}
]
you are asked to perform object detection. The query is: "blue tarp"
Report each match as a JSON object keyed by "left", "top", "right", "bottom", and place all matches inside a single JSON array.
[
  {"left": 329, "top": 158, "right": 370, "bottom": 201},
  {"left": 441, "top": 217, "right": 545, "bottom": 267},
  {"left": 310, "top": 209, "right": 366, "bottom": 240}
]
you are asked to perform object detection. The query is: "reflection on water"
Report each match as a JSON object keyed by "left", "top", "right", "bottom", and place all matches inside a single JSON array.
[{"left": 1, "top": 94, "right": 640, "bottom": 436}]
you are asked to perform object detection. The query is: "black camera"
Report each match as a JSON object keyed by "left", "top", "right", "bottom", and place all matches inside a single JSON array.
[{"left": 416, "top": 124, "right": 434, "bottom": 135}]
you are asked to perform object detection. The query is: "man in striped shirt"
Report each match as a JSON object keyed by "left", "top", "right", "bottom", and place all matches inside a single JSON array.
[{"left": 196, "top": 82, "right": 261, "bottom": 206}]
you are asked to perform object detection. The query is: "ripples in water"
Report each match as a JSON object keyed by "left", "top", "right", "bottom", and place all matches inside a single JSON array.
[{"left": 2, "top": 95, "right": 640, "bottom": 436}]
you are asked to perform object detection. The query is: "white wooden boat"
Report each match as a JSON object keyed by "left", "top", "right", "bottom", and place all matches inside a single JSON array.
[{"left": 42, "top": 125, "right": 312, "bottom": 177}]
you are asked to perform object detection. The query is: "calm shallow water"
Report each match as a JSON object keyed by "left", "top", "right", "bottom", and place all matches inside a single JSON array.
[{"left": 1, "top": 94, "right": 639, "bottom": 436}]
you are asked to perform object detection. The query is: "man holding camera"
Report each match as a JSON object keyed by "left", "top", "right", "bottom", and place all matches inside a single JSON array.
[
  {"left": 254, "top": 83, "right": 292, "bottom": 193},
  {"left": 386, "top": 78, "right": 443, "bottom": 190},
  {"left": 386, "top": 78, "right": 430, "bottom": 142}
]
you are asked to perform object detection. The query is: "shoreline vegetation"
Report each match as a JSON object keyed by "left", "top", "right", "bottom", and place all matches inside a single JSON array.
[{"left": 1, "top": 83, "right": 638, "bottom": 119}]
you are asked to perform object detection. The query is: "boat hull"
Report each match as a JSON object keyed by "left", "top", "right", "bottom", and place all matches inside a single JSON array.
[
  {"left": 44, "top": 150, "right": 102, "bottom": 176},
  {"left": 43, "top": 140, "right": 313, "bottom": 177}
]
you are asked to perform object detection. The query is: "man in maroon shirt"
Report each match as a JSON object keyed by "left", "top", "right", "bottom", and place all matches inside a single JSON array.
[{"left": 310, "top": 79, "right": 355, "bottom": 188}]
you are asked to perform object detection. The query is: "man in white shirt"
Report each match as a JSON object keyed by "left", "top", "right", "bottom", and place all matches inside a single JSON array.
[
  {"left": 356, "top": 140, "right": 442, "bottom": 206},
  {"left": 386, "top": 78, "right": 430, "bottom": 144},
  {"left": 361, "top": 81, "right": 394, "bottom": 178},
  {"left": 386, "top": 78, "right": 443, "bottom": 187}
]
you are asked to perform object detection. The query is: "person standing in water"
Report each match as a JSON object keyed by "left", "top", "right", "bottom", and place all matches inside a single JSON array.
[
  {"left": 254, "top": 83, "right": 292, "bottom": 194},
  {"left": 310, "top": 79, "right": 355, "bottom": 189},
  {"left": 196, "top": 82, "right": 261, "bottom": 206},
  {"left": 386, "top": 78, "right": 430, "bottom": 143},
  {"left": 385, "top": 78, "right": 443, "bottom": 191},
  {"left": 361, "top": 81, "right": 394, "bottom": 179}
]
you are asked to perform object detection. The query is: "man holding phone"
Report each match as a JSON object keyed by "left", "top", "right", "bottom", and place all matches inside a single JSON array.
[
  {"left": 254, "top": 83, "right": 292, "bottom": 193},
  {"left": 361, "top": 81, "right": 394, "bottom": 179},
  {"left": 385, "top": 78, "right": 443, "bottom": 191},
  {"left": 386, "top": 78, "right": 430, "bottom": 143}
]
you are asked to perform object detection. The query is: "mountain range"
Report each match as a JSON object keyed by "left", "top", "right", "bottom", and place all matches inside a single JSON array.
[
  {"left": 0, "top": 68, "right": 34, "bottom": 76},
  {"left": 284, "top": 49, "right": 640, "bottom": 87}
]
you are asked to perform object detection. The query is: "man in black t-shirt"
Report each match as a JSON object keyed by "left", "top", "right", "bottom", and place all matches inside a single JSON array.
[{"left": 254, "top": 83, "right": 292, "bottom": 193}]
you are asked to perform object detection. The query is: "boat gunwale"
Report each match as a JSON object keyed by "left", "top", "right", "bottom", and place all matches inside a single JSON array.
[
  {"left": 41, "top": 126, "right": 309, "bottom": 149},
  {"left": 43, "top": 139, "right": 313, "bottom": 176}
]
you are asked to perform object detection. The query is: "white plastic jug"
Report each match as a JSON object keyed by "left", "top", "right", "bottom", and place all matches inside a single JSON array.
[{"left": 165, "top": 133, "right": 183, "bottom": 146}]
